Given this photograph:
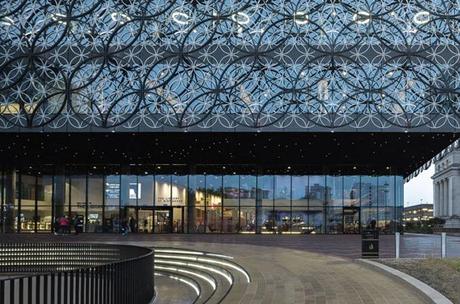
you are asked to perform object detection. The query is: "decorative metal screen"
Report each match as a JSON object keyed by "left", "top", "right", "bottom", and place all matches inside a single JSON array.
[{"left": 1, "top": 1, "right": 460, "bottom": 131}]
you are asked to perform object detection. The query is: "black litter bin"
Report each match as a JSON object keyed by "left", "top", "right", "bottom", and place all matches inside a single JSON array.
[{"left": 362, "top": 229, "right": 379, "bottom": 258}]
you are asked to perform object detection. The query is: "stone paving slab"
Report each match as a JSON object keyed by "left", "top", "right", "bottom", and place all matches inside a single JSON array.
[
  {"left": 0, "top": 234, "right": 451, "bottom": 303},
  {"left": 150, "top": 241, "right": 429, "bottom": 304}
]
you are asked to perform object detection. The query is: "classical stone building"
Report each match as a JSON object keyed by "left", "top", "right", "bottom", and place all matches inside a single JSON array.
[{"left": 432, "top": 145, "right": 460, "bottom": 219}]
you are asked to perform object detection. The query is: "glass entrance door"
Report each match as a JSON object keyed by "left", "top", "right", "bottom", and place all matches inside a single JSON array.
[
  {"left": 138, "top": 208, "right": 153, "bottom": 233},
  {"left": 154, "top": 207, "right": 172, "bottom": 233},
  {"left": 343, "top": 207, "right": 360, "bottom": 234},
  {"left": 172, "top": 206, "right": 184, "bottom": 233}
]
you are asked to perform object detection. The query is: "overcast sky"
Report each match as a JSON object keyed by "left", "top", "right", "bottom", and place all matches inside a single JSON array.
[{"left": 404, "top": 165, "right": 434, "bottom": 207}]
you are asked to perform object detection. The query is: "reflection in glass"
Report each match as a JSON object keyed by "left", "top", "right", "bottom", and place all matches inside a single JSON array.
[
  {"left": 343, "top": 206, "right": 360, "bottom": 233},
  {"left": 274, "top": 176, "right": 291, "bottom": 233},
  {"left": 138, "top": 175, "right": 154, "bottom": 206},
  {"left": 259, "top": 207, "right": 275, "bottom": 234},
  {"left": 71, "top": 176, "right": 86, "bottom": 231},
  {"left": 240, "top": 207, "right": 256, "bottom": 233},
  {"left": 0, "top": 168, "right": 404, "bottom": 235},
  {"left": 156, "top": 175, "right": 171, "bottom": 207},
  {"left": 326, "top": 176, "right": 343, "bottom": 207},
  {"left": 87, "top": 176, "right": 103, "bottom": 233},
  {"left": 223, "top": 175, "right": 239, "bottom": 207},
  {"left": 326, "top": 207, "right": 342, "bottom": 234},
  {"left": 223, "top": 207, "right": 239, "bottom": 232},
  {"left": 378, "top": 176, "right": 395, "bottom": 233},
  {"left": 188, "top": 175, "right": 205, "bottom": 233},
  {"left": 20, "top": 174, "right": 36, "bottom": 232},
  {"left": 291, "top": 208, "right": 310, "bottom": 234},
  {"left": 257, "top": 176, "right": 274, "bottom": 207},
  {"left": 239, "top": 175, "right": 256, "bottom": 206},
  {"left": 361, "top": 176, "right": 378, "bottom": 230},
  {"left": 292, "top": 176, "right": 308, "bottom": 206},
  {"left": 171, "top": 175, "right": 187, "bottom": 206},
  {"left": 206, "top": 175, "right": 222, "bottom": 233},
  {"left": 308, "top": 176, "right": 325, "bottom": 233},
  {"left": 344, "top": 176, "right": 360, "bottom": 207},
  {"left": 121, "top": 175, "right": 138, "bottom": 207}
]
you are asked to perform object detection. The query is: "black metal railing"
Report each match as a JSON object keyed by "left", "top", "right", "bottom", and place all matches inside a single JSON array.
[{"left": 0, "top": 243, "right": 154, "bottom": 304}]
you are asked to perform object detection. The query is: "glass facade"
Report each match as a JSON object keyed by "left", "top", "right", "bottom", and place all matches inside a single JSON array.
[{"left": 0, "top": 169, "right": 403, "bottom": 234}]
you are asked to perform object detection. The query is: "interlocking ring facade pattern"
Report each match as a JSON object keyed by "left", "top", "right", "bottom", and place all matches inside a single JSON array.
[{"left": 1, "top": 0, "right": 460, "bottom": 131}]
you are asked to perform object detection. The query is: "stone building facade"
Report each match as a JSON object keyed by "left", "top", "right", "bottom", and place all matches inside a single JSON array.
[{"left": 432, "top": 149, "right": 460, "bottom": 219}]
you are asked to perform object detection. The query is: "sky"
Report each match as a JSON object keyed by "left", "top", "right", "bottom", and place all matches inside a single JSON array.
[{"left": 404, "top": 165, "right": 434, "bottom": 207}]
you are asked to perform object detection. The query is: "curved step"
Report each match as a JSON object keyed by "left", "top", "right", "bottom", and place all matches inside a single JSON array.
[{"left": 153, "top": 247, "right": 251, "bottom": 304}]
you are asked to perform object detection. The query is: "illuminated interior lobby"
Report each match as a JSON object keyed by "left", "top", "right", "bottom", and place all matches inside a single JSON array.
[
  {"left": 1, "top": 1, "right": 460, "bottom": 235},
  {"left": 0, "top": 131, "right": 456, "bottom": 235}
]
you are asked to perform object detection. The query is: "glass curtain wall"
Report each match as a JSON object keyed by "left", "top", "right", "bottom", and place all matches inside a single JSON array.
[
  {"left": 19, "top": 174, "right": 36, "bottom": 232},
  {"left": 326, "top": 176, "right": 343, "bottom": 234},
  {"left": 223, "top": 175, "right": 239, "bottom": 233},
  {"left": 274, "top": 176, "right": 291, "bottom": 233},
  {"left": 87, "top": 175, "right": 103, "bottom": 232},
  {"left": 189, "top": 175, "right": 205, "bottom": 233},
  {"left": 105, "top": 175, "right": 120, "bottom": 232},
  {"left": 292, "top": 176, "right": 308, "bottom": 234},
  {"left": 240, "top": 175, "right": 256, "bottom": 233},
  {"left": 0, "top": 169, "right": 403, "bottom": 235},
  {"left": 171, "top": 175, "right": 187, "bottom": 233},
  {"left": 308, "top": 176, "right": 325, "bottom": 233},
  {"left": 37, "top": 176, "right": 53, "bottom": 232}
]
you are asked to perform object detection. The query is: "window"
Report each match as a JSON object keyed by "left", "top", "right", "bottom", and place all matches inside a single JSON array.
[
  {"left": 206, "top": 175, "right": 222, "bottom": 233},
  {"left": 87, "top": 176, "right": 103, "bottom": 232},
  {"left": 274, "top": 176, "right": 291, "bottom": 233},
  {"left": 344, "top": 176, "right": 360, "bottom": 207}
]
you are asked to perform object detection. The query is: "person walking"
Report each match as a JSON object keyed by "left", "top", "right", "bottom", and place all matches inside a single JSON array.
[
  {"left": 74, "top": 215, "right": 84, "bottom": 235},
  {"left": 59, "top": 216, "right": 70, "bottom": 234},
  {"left": 129, "top": 217, "right": 136, "bottom": 233}
]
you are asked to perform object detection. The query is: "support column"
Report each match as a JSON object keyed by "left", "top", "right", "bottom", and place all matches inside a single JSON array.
[
  {"left": 438, "top": 181, "right": 442, "bottom": 217},
  {"left": 440, "top": 180, "right": 445, "bottom": 217},
  {"left": 444, "top": 179, "right": 449, "bottom": 217},
  {"left": 434, "top": 182, "right": 439, "bottom": 217},
  {"left": 448, "top": 177, "right": 453, "bottom": 217}
]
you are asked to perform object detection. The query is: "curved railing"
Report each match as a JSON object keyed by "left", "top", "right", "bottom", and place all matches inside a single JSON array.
[{"left": 0, "top": 243, "right": 154, "bottom": 304}]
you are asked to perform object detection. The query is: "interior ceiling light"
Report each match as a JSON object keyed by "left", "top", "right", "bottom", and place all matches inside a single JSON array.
[
  {"left": 413, "top": 11, "right": 430, "bottom": 25},
  {"left": 0, "top": 16, "right": 14, "bottom": 26},
  {"left": 231, "top": 12, "right": 250, "bottom": 25},
  {"left": 352, "top": 11, "right": 371, "bottom": 24},
  {"left": 171, "top": 11, "right": 190, "bottom": 25},
  {"left": 293, "top": 11, "right": 309, "bottom": 25},
  {"left": 110, "top": 12, "right": 131, "bottom": 24}
]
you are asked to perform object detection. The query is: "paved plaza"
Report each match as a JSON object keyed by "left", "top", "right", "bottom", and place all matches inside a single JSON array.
[{"left": 2, "top": 233, "right": 457, "bottom": 303}]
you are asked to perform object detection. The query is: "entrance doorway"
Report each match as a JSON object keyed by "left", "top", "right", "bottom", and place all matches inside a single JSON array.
[
  {"left": 122, "top": 206, "right": 184, "bottom": 233},
  {"left": 154, "top": 208, "right": 171, "bottom": 233},
  {"left": 343, "top": 207, "right": 360, "bottom": 234}
]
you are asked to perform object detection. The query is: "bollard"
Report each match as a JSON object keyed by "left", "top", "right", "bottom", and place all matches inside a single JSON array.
[
  {"left": 441, "top": 232, "right": 446, "bottom": 258},
  {"left": 395, "top": 232, "right": 400, "bottom": 259}
]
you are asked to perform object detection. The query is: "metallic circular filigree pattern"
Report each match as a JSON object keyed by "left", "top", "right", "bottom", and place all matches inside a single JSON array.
[{"left": 1, "top": 0, "right": 460, "bottom": 130}]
